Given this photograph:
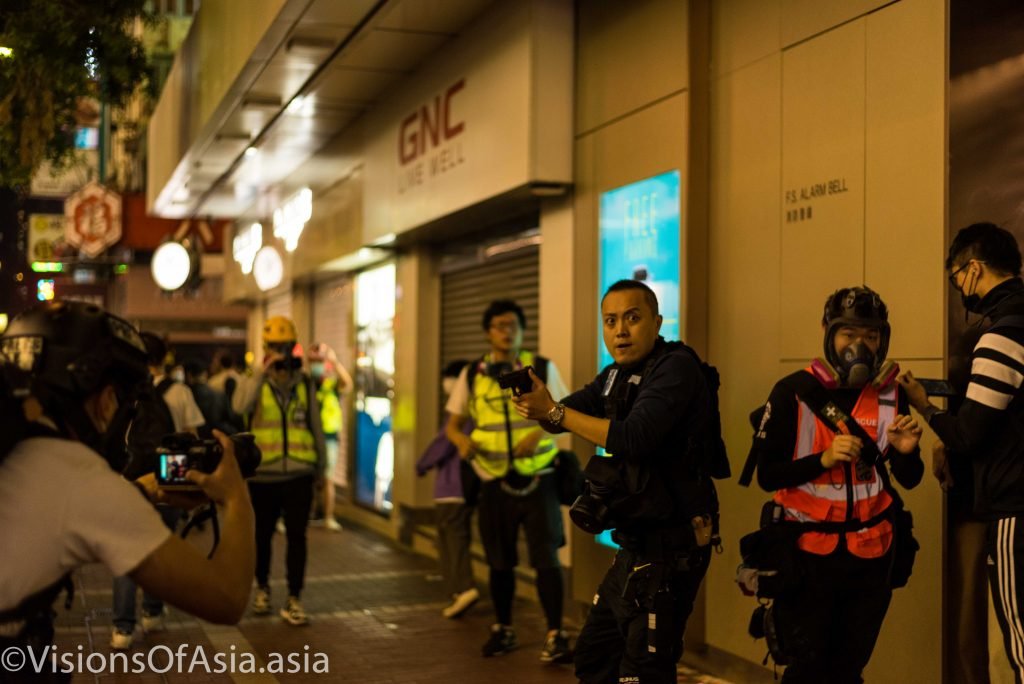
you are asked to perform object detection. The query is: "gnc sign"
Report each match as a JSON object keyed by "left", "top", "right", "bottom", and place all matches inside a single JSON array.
[{"left": 398, "top": 79, "right": 465, "bottom": 165}]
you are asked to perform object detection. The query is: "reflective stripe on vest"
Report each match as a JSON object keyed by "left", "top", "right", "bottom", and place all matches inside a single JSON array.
[
  {"left": 773, "top": 375, "right": 896, "bottom": 558},
  {"left": 468, "top": 350, "right": 558, "bottom": 478},
  {"left": 251, "top": 380, "right": 317, "bottom": 468}
]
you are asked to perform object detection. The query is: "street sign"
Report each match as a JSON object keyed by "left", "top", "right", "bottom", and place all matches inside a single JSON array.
[
  {"left": 28, "top": 214, "right": 67, "bottom": 261},
  {"left": 64, "top": 181, "right": 122, "bottom": 258}
]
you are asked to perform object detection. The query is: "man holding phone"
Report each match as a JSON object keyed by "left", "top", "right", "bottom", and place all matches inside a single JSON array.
[
  {"left": 900, "top": 222, "right": 1024, "bottom": 680},
  {"left": 0, "top": 301, "right": 255, "bottom": 674},
  {"left": 444, "top": 299, "right": 572, "bottom": 663}
]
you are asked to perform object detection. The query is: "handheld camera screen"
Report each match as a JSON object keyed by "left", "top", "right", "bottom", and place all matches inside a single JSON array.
[{"left": 157, "top": 453, "right": 191, "bottom": 487}]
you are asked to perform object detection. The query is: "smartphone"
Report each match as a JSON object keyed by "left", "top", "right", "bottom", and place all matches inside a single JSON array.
[
  {"left": 917, "top": 378, "right": 957, "bottom": 398},
  {"left": 156, "top": 452, "right": 196, "bottom": 489}
]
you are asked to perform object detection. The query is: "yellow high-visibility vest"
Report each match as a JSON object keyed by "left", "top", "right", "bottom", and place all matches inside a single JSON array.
[
  {"left": 251, "top": 379, "right": 317, "bottom": 472},
  {"left": 468, "top": 350, "right": 557, "bottom": 478}
]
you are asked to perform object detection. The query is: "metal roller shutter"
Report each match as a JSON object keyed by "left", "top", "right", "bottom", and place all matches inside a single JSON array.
[
  {"left": 441, "top": 245, "right": 540, "bottom": 368},
  {"left": 313, "top": 276, "right": 354, "bottom": 488},
  {"left": 264, "top": 290, "right": 293, "bottom": 321},
  {"left": 313, "top": 276, "right": 354, "bottom": 371}
]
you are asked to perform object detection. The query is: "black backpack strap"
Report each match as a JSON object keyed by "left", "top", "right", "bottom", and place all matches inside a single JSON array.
[
  {"left": 153, "top": 378, "right": 177, "bottom": 434},
  {"left": 155, "top": 377, "right": 175, "bottom": 396},
  {"left": 465, "top": 355, "right": 486, "bottom": 394},
  {"left": 739, "top": 405, "right": 768, "bottom": 487},
  {"left": 778, "top": 372, "right": 884, "bottom": 468},
  {"left": 739, "top": 372, "right": 888, "bottom": 488}
]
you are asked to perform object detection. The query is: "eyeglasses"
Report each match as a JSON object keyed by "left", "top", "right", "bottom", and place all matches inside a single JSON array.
[
  {"left": 948, "top": 259, "right": 986, "bottom": 288},
  {"left": 489, "top": 322, "right": 520, "bottom": 332}
]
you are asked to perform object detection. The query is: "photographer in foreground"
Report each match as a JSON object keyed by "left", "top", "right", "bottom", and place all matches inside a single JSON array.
[
  {"left": 0, "top": 301, "right": 255, "bottom": 677},
  {"left": 512, "top": 280, "right": 725, "bottom": 684}
]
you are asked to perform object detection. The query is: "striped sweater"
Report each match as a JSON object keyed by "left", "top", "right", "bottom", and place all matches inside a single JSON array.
[{"left": 931, "top": 278, "right": 1024, "bottom": 519}]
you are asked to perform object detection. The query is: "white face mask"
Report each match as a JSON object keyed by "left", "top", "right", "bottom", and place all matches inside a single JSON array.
[{"left": 170, "top": 368, "right": 185, "bottom": 383}]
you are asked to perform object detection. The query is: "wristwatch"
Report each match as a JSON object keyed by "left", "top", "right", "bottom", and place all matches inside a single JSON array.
[{"left": 546, "top": 402, "right": 566, "bottom": 426}]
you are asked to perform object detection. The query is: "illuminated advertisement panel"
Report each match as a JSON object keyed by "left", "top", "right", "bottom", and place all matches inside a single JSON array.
[
  {"left": 354, "top": 263, "right": 396, "bottom": 513},
  {"left": 595, "top": 170, "right": 681, "bottom": 547}
]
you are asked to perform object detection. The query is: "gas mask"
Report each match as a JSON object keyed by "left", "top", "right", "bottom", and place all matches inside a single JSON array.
[
  {"left": 838, "top": 341, "right": 877, "bottom": 388},
  {"left": 818, "top": 287, "right": 895, "bottom": 390}
]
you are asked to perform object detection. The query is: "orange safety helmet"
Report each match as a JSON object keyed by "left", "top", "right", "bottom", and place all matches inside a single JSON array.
[{"left": 263, "top": 315, "right": 297, "bottom": 345}]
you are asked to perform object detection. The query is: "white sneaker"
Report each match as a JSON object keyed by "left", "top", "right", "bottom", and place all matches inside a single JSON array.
[
  {"left": 110, "top": 629, "right": 133, "bottom": 651},
  {"left": 442, "top": 587, "right": 480, "bottom": 618},
  {"left": 141, "top": 610, "right": 165, "bottom": 633},
  {"left": 325, "top": 517, "right": 342, "bottom": 532},
  {"left": 252, "top": 587, "right": 271, "bottom": 615},
  {"left": 280, "top": 596, "right": 308, "bottom": 626}
]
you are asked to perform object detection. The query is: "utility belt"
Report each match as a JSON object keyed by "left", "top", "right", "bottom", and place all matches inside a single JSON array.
[{"left": 613, "top": 514, "right": 717, "bottom": 565}]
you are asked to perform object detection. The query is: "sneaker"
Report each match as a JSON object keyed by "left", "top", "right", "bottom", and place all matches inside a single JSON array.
[
  {"left": 252, "top": 586, "right": 271, "bottom": 616},
  {"left": 540, "top": 629, "right": 573, "bottom": 664},
  {"left": 481, "top": 624, "right": 518, "bottom": 657},
  {"left": 325, "top": 517, "right": 342, "bottom": 532},
  {"left": 110, "top": 629, "right": 133, "bottom": 651},
  {"left": 442, "top": 587, "right": 480, "bottom": 618},
  {"left": 141, "top": 610, "right": 165, "bottom": 633},
  {"left": 280, "top": 596, "right": 309, "bottom": 626}
]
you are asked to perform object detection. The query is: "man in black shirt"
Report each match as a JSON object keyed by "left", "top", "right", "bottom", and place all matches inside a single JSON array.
[
  {"left": 512, "top": 279, "right": 718, "bottom": 684},
  {"left": 900, "top": 222, "right": 1024, "bottom": 681},
  {"left": 750, "top": 286, "right": 923, "bottom": 683}
]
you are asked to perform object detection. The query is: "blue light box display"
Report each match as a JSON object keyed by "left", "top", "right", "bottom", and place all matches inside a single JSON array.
[{"left": 594, "top": 170, "right": 681, "bottom": 547}]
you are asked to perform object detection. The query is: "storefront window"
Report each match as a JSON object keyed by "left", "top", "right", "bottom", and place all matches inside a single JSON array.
[{"left": 354, "top": 263, "right": 396, "bottom": 512}]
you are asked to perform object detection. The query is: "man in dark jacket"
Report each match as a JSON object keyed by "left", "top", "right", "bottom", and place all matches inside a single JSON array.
[
  {"left": 512, "top": 279, "right": 718, "bottom": 684},
  {"left": 900, "top": 222, "right": 1024, "bottom": 680}
]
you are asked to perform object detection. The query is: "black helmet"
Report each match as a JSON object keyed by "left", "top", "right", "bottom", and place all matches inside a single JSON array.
[
  {"left": 822, "top": 286, "right": 890, "bottom": 373},
  {"left": 0, "top": 300, "right": 149, "bottom": 403}
]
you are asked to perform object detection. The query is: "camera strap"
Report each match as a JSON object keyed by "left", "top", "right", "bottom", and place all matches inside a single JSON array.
[
  {"left": 180, "top": 503, "right": 221, "bottom": 559},
  {"left": 740, "top": 371, "right": 886, "bottom": 487},
  {"left": 499, "top": 397, "right": 540, "bottom": 496}
]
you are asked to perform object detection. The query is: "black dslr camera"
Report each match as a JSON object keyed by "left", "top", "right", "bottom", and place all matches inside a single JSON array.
[
  {"left": 497, "top": 365, "right": 535, "bottom": 396},
  {"left": 569, "top": 481, "right": 615, "bottom": 534},
  {"left": 155, "top": 432, "right": 262, "bottom": 489}
]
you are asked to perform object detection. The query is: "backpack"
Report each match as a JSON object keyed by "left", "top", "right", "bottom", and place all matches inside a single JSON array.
[
  {"left": 121, "top": 377, "right": 176, "bottom": 481},
  {"left": 676, "top": 343, "right": 731, "bottom": 480}
]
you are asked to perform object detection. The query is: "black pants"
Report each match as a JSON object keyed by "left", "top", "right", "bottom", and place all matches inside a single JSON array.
[
  {"left": 249, "top": 475, "right": 314, "bottom": 597},
  {"left": 574, "top": 545, "right": 711, "bottom": 684},
  {"left": 987, "top": 515, "right": 1024, "bottom": 683},
  {"left": 774, "top": 547, "right": 892, "bottom": 683}
]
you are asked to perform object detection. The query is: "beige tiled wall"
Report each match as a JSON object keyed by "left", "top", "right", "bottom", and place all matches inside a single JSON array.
[{"left": 708, "top": 0, "right": 946, "bottom": 680}]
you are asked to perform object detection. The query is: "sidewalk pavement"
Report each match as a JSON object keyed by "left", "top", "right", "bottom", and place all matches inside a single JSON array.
[{"left": 48, "top": 520, "right": 745, "bottom": 683}]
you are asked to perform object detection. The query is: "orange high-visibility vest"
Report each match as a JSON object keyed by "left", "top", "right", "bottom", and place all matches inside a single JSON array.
[{"left": 772, "top": 371, "right": 896, "bottom": 558}]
